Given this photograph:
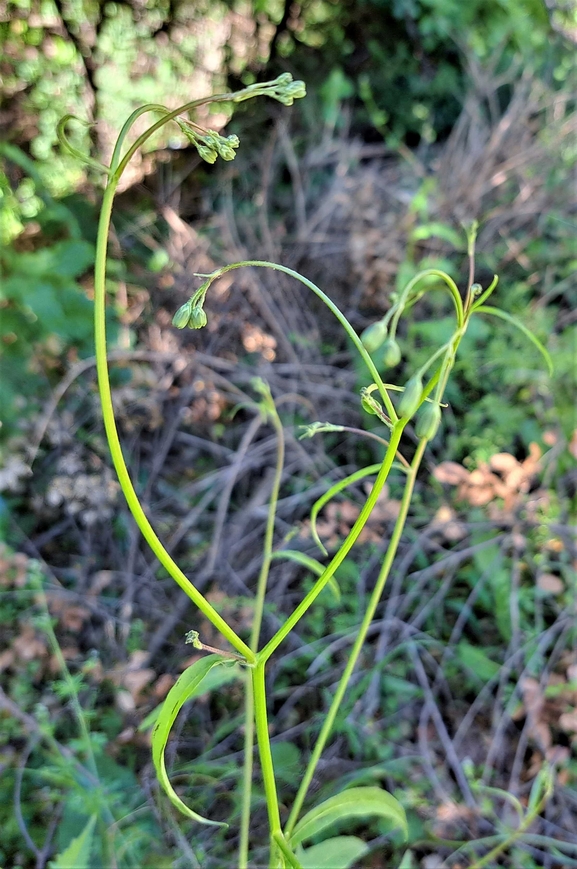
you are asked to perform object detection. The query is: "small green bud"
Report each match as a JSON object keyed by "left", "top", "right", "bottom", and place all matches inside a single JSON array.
[
  {"left": 188, "top": 306, "right": 208, "bottom": 329},
  {"left": 398, "top": 374, "right": 423, "bottom": 419},
  {"left": 470, "top": 282, "right": 482, "bottom": 297},
  {"left": 361, "top": 320, "right": 387, "bottom": 354},
  {"left": 172, "top": 301, "right": 193, "bottom": 329},
  {"left": 216, "top": 142, "right": 238, "bottom": 161},
  {"left": 415, "top": 402, "right": 442, "bottom": 440},
  {"left": 196, "top": 144, "right": 217, "bottom": 164},
  {"left": 382, "top": 337, "right": 401, "bottom": 368}
]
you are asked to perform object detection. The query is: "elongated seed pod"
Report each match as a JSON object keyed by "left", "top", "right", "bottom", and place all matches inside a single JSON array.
[
  {"left": 382, "top": 337, "right": 401, "bottom": 368},
  {"left": 398, "top": 374, "right": 423, "bottom": 419},
  {"left": 415, "top": 402, "right": 441, "bottom": 440},
  {"left": 361, "top": 320, "right": 387, "bottom": 354}
]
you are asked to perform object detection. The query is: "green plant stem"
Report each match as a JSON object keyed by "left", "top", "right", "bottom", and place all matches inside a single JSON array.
[
  {"left": 239, "top": 403, "right": 285, "bottom": 869},
  {"left": 390, "top": 268, "right": 464, "bottom": 337},
  {"left": 93, "top": 182, "right": 254, "bottom": 663},
  {"left": 284, "top": 436, "right": 427, "bottom": 838},
  {"left": 252, "top": 662, "right": 284, "bottom": 868},
  {"left": 260, "top": 420, "right": 406, "bottom": 662},
  {"left": 239, "top": 672, "right": 256, "bottom": 869}
]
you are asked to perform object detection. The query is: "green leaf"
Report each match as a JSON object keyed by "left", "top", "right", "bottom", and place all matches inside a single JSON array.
[
  {"left": 151, "top": 654, "right": 237, "bottom": 826},
  {"left": 290, "top": 786, "right": 408, "bottom": 848},
  {"left": 456, "top": 641, "right": 501, "bottom": 682},
  {"left": 411, "top": 222, "right": 463, "bottom": 249},
  {"left": 298, "top": 836, "right": 369, "bottom": 869},
  {"left": 475, "top": 306, "right": 553, "bottom": 375},
  {"left": 48, "top": 814, "right": 97, "bottom": 869}
]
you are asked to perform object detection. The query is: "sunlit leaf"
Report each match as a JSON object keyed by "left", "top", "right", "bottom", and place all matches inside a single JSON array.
[
  {"left": 48, "top": 814, "right": 96, "bottom": 869},
  {"left": 298, "top": 835, "right": 369, "bottom": 869},
  {"left": 290, "top": 786, "right": 408, "bottom": 848},
  {"left": 151, "top": 654, "right": 237, "bottom": 826}
]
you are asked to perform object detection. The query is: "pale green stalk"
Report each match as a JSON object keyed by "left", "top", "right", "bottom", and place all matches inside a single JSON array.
[
  {"left": 94, "top": 183, "right": 254, "bottom": 662},
  {"left": 284, "top": 437, "right": 428, "bottom": 837},
  {"left": 259, "top": 421, "right": 405, "bottom": 661},
  {"left": 239, "top": 401, "right": 286, "bottom": 868}
]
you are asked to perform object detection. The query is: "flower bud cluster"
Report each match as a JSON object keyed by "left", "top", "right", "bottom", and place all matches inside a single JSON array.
[
  {"left": 233, "top": 73, "right": 306, "bottom": 107},
  {"left": 177, "top": 120, "right": 240, "bottom": 164},
  {"left": 172, "top": 299, "right": 208, "bottom": 330}
]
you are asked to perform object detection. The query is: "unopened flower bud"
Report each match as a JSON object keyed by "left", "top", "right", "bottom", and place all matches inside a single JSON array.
[
  {"left": 172, "top": 301, "right": 193, "bottom": 329},
  {"left": 382, "top": 337, "right": 401, "bottom": 368},
  {"left": 415, "top": 402, "right": 441, "bottom": 440},
  {"left": 398, "top": 374, "right": 423, "bottom": 419},
  {"left": 361, "top": 320, "right": 387, "bottom": 354},
  {"left": 188, "top": 306, "right": 208, "bottom": 329},
  {"left": 196, "top": 144, "right": 217, "bottom": 164}
]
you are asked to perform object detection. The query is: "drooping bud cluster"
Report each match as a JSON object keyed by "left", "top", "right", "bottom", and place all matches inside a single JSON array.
[
  {"left": 233, "top": 73, "right": 307, "bottom": 107},
  {"left": 177, "top": 120, "right": 240, "bottom": 164},
  {"left": 172, "top": 299, "right": 208, "bottom": 330}
]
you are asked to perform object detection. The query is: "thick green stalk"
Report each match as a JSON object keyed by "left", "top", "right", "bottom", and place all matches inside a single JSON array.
[
  {"left": 252, "top": 663, "right": 284, "bottom": 866},
  {"left": 284, "top": 437, "right": 427, "bottom": 837},
  {"left": 259, "top": 421, "right": 406, "bottom": 662},
  {"left": 93, "top": 180, "right": 254, "bottom": 663},
  {"left": 239, "top": 404, "right": 285, "bottom": 868}
]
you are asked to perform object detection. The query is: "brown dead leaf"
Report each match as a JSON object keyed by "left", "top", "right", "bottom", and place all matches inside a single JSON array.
[
  {"left": 489, "top": 453, "right": 520, "bottom": 475},
  {"left": 537, "top": 573, "right": 564, "bottom": 595},
  {"left": 434, "top": 461, "right": 470, "bottom": 485},
  {"left": 430, "top": 505, "right": 467, "bottom": 541},
  {"left": 12, "top": 625, "right": 48, "bottom": 662},
  {"left": 519, "top": 676, "right": 552, "bottom": 750}
]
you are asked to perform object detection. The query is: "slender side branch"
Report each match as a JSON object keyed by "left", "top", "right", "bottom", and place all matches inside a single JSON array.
[{"left": 284, "top": 437, "right": 428, "bottom": 836}]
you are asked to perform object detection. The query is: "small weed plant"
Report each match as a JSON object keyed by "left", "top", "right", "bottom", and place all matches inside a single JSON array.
[{"left": 58, "top": 76, "right": 553, "bottom": 868}]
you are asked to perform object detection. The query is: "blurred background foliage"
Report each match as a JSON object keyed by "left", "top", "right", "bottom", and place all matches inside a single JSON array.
[{"left": 1, "top": 0, "right": 576, "bottom": 867}]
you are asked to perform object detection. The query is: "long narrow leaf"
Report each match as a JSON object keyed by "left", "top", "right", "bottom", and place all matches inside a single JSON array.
[
  {"left": 152, "top": 654, "right": 237, "bottom": 826},
  {"left": 290, "top": 786, "right": 408, "bottom": 848},
  {"left": 475, "top": 306, "right": 553, "bottom": 375}
]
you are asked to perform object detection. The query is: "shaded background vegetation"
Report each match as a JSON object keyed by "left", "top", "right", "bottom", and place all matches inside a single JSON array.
[{"left": 1, "top": 0, "right": 576, "bottom": 866}]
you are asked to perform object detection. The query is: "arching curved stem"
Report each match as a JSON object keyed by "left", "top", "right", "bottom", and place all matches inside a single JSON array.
[
  {"left": 195, "top": 261, "right": 399, "bottom": 422},
  {"left": 93, "top": 181, "right": 254, "bottom": 663}
]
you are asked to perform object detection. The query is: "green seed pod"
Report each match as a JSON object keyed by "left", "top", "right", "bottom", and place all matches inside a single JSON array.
[
  {"left": 172, "top": 301, "right": 192, "bottom": 329},
  {"left": 398, "top": 374, "right": 423, "bottom": 419},
  {"left": 415, "top": 402, "right": 442, "bottom": 440},
  {"left": 382, "top": 337, "right": 401, "bottom": 368},
  {"left": 188, "top": 306, "right": 208, "bottom": 329},
  {"left": 361, "top": 320, "right": 388, "bottom": 354}
]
